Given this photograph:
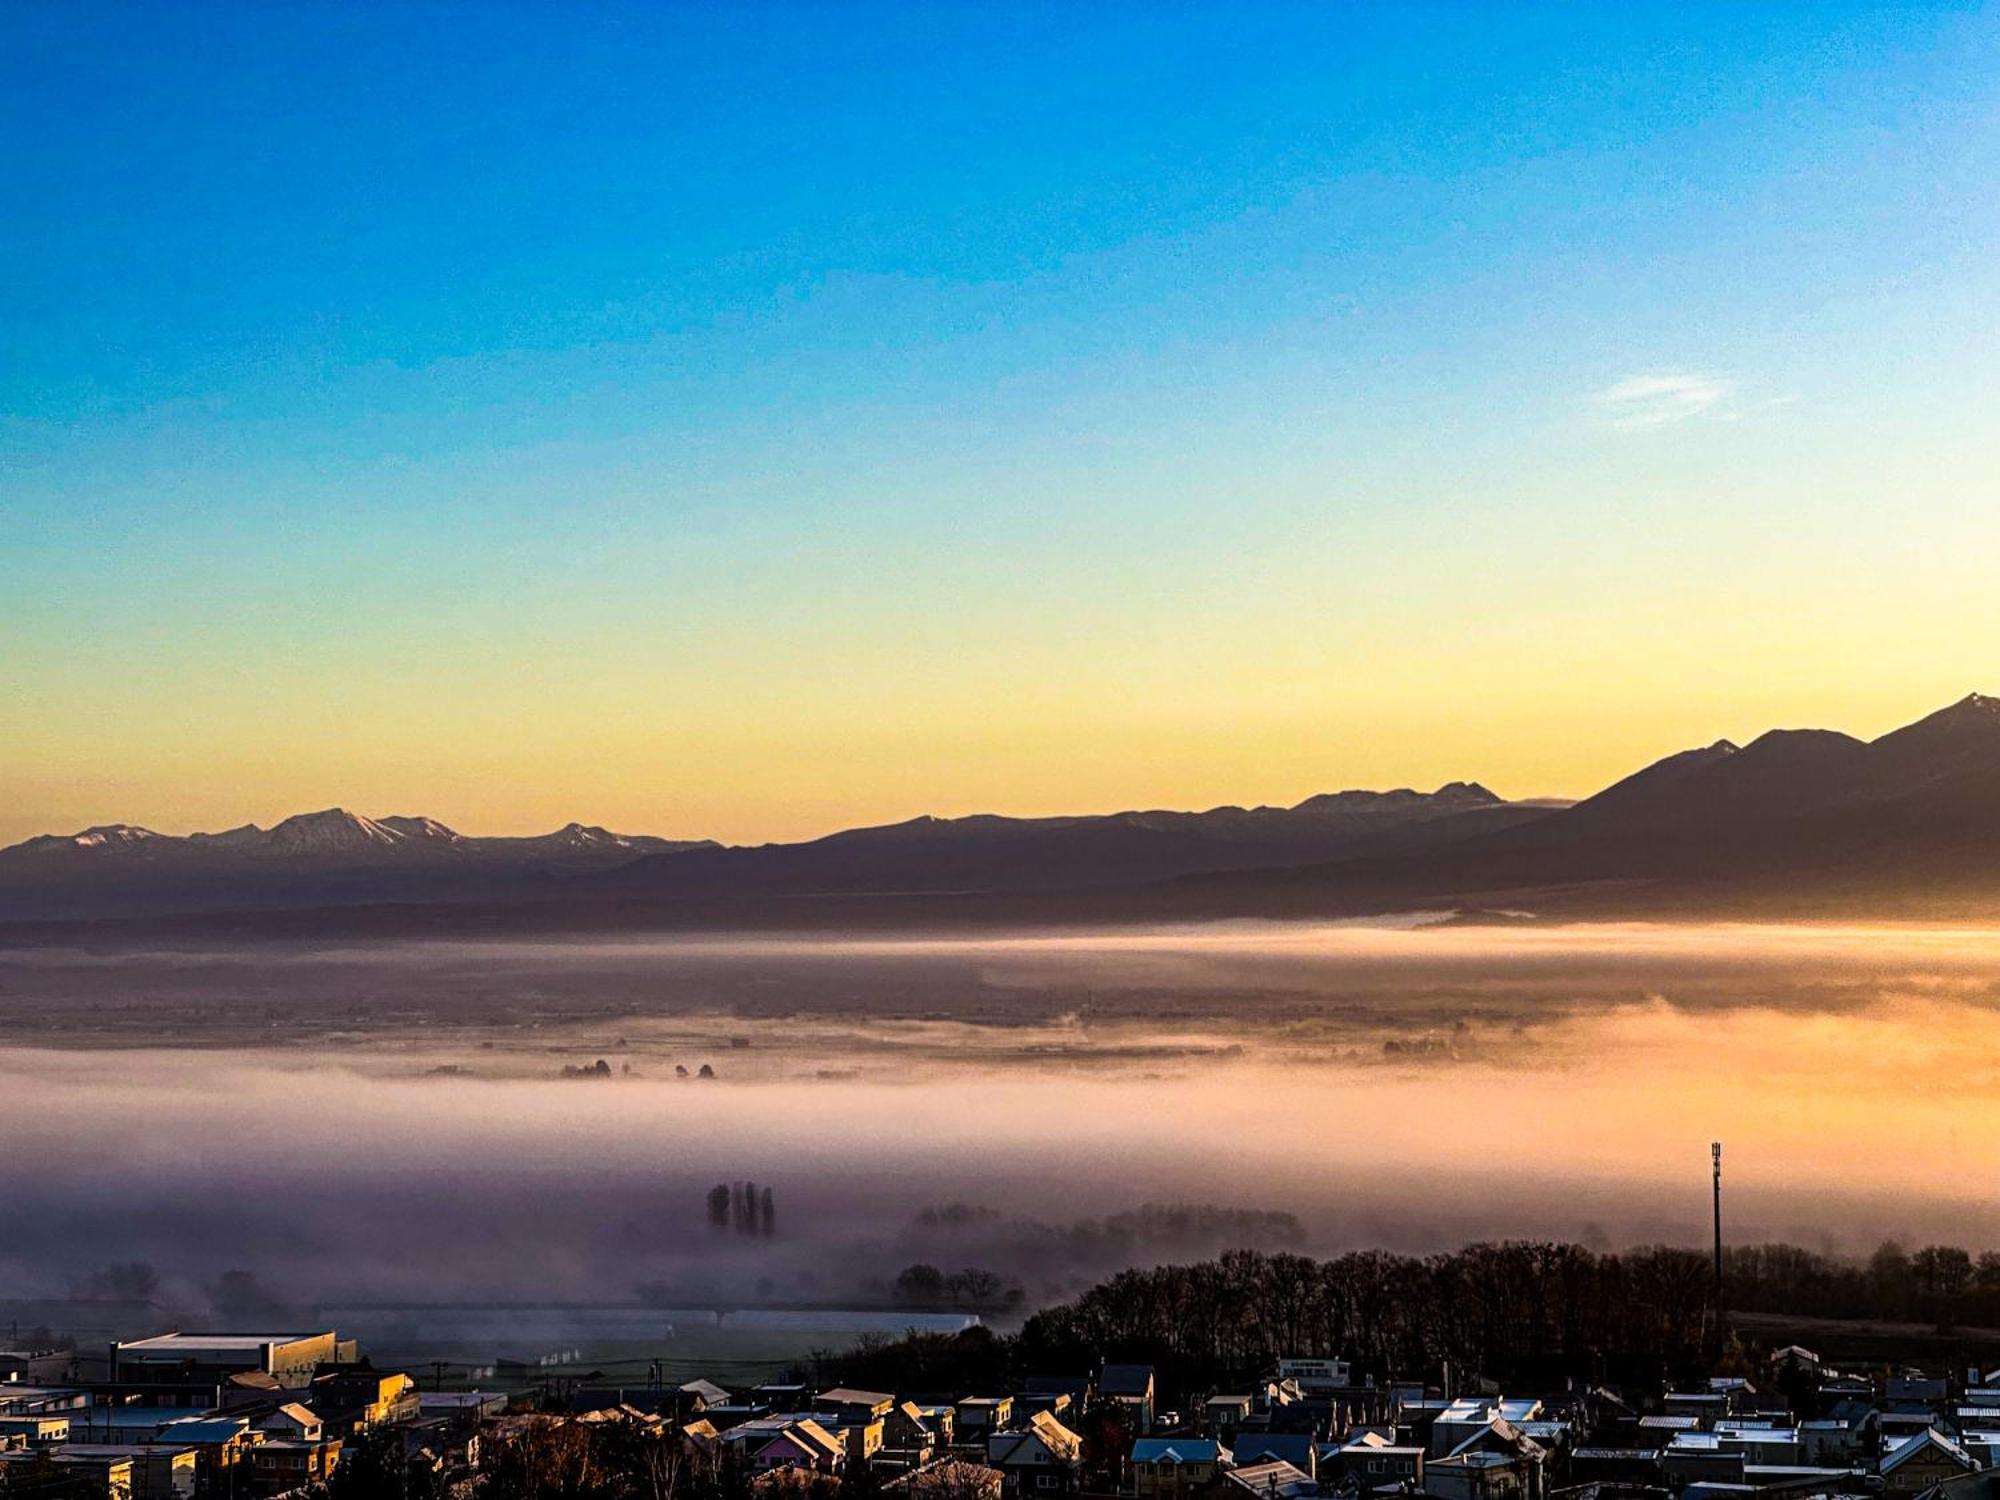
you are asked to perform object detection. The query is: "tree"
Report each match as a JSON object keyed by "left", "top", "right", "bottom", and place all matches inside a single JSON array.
[
  {"left": 894, "top": 1264, "right": 947, "bottom": 1304},
  {"left": 207, "top": 1268, "right": 282, "bottom": 1321},
  {"left": 76, "top": 1262, "right": 160, "bottom": 1301},
  {"left": 331, "top": 1429, "right": 437, "bottom": 1500},
  {"left": 481, "top": 1417, "right": 604, "bottom": 1500},
  {"left": 707, "top": 1185, "right": 732, "bottom": 1229},
  {"left": 760, "top": 1186, "right": 777, "bottom": 1237}
]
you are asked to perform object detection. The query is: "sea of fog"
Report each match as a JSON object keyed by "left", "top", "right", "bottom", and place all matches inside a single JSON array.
[{"left": 3, "top": 919, "right": 1997, "bottom": 1329}]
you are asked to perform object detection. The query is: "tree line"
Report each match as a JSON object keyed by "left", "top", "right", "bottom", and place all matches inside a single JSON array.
[{"left": 824, "top": 1238, "right": 2000, "bottom": 1400}]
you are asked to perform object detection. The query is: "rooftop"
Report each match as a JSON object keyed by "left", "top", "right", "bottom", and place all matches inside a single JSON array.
[{"left": 117, "top": 1332, "right": 328, "bottom": 1353}]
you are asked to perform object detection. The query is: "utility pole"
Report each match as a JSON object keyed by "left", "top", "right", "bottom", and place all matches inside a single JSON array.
[{"left": 1711, "top": 1142, "right": 1725, "bottom": 1351}]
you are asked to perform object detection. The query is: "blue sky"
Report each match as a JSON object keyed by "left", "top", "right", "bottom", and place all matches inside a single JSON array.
[{"left": 4, "top": 3, "right": 1998, "bottom": 842}]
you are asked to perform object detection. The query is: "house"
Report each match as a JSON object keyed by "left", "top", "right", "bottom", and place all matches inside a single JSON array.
[
  {"left": 309, "top": 1366, "right": 418, "bottom": 1431},
  {"left": 819, "top": 1389, "right": 898, "bottom": 1425},
  {"left": 1328, "top": 1430, "right": 1423, "bottom": 1489},
  {"left": 1023, "top": 1378, "right": 1093, "bottom": 1418},
  {"left": 1276, "top": 1360, "right": 1352, "bottom": 1395},
  {"left": 916, "top": 1406, "right": 958, "bottom": 1447},
  {"left": 153, "top": 1414, "right": 260, "bottom": 1486},
  {"left": 680, "top": 1379, "right": 733, "bottom": 1416},
  {"left": 0, "top": 1447, "right": 137, "bottom": 1500},
  {"left": 682, "top": 1419, "right": 722, "bottom": 1464},
  {"left": 1431, "top": 1399, "right": 1544, "bottom": 1459},
  {"left": 816, "top": 1388, "right": 895, "bottom": 1463},
  {"left": 30, "top": 1444, "right": 198, "bottom": 1500},
  {"left": 987, "top": 1410, "right": 1084, "bottom": 1496},
  {"left": 1223, "top": 1458, "right": 1318, "bottom": 1500},
  {"left": 959, "top": 1398, "right": 1016, "bottom": 1444},
  {"left": 884, "top": 1401, "right": 941, "bottom": 1466},
  {"left": 254, "top": 1401, "right": 323, "bottom": 1442},
  {"left": 1881, "top": 1429, "right": 1977, "bottom": 1496},
  {"left": 1232, "top": 1433, "right": 1316, "bottom": 1477},
  {"left": 1425, "top": 1449, "right": 1541, "bottom": 1500},
  {"left": 1710, "top": 1422, "right": 1801, "bottom": 1466},
  {"left": 1661, "top": 1434, "right": 1745, "bottom": 1488},
  {"left": 1130, "top": 1437, "right": 1229, "bottom": 1500},
  {"left": 1102, "top": 1366, "right": 1157, "bottom": 1434},
  {"left": 1205, "top": 1396, "right": 1254, "bottom": 1441},
  {"left": 1440, "top": 1418, "right": 1545, "bottom": 1499},
  {"left": 1801, "top": 1416, "right": 1868, "bottom": 1466},
  {"left": 0, "top": 1413, "right": 70, "bottom": 1447},
  {"left": 754, "top": 1419, "right": 846, "bottom": 1475},
  {"left": 247, "top": 1436, "right": 344, "bottom": 1494},
  {"left": 131, "top": 1445, "right": 201, "bottom": 1500},
  {"left": 721, "top": 1416, "right": 821, "bottom": 1458}
]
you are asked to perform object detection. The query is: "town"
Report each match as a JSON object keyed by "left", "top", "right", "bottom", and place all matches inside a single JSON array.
[{"left": 7, "top": 1242, "right": 2000, "bottom": 1500}]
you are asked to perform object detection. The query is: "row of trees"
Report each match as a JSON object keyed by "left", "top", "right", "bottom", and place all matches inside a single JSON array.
[
  {"left": 706, "top": 1182, "right": 777, "bottom": 1236},
  {"left": 1014, "top": 1243, "right": 1717, "bottom": 1392},
  {"left": 1725, "top": 1240, "right": 2000, "bottom": 1326},
  {"left": 889, "top": 1263, "right": 1024, "bottom": 1311},
  {"left": 1000, "top": 1238, "right": 2000, "bottom": 1395}
]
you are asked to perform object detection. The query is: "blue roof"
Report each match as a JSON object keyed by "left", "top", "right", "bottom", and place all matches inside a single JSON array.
[
  {"left": 1233, "top": 1433, "right": 1315, "bottom": 1466},
  {"left": 155, "top": 1418, "right": 250, "bottom": 1443},
  {"left": 1133, "top": 1440, "right": 1225, "bottom": 1464}
]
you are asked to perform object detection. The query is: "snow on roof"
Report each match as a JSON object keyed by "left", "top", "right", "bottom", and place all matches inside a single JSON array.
[
  {"left": 119, "top": 1333, "right": 325, "bottom": 1353},
  {"left": 1882, "top": 1428, "right": 1974, "bottom": 1474}
]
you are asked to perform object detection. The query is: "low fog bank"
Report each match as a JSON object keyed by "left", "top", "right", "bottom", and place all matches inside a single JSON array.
[{"left": 4, "top": 920, "right": 1999, "bottom": 1321}]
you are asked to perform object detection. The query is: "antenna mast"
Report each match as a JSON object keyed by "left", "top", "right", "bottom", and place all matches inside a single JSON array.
[{"left": 1711, "top": 1142, "right": 1725, "bottom": 1348}]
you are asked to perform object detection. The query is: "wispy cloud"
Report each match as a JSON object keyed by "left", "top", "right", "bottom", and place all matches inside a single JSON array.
[{"left": 1593, "top": 371, "right": 1736, "bottom": 430}]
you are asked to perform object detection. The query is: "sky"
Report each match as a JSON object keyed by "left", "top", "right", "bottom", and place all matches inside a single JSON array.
[{"left": 4, "top": 2, "right": 1999, "bottom": 847}]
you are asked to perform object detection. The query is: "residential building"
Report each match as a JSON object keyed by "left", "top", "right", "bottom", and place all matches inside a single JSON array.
[
  {"left": 246, "top": 1435, "right": 344, "bottom": 1494},
  {"left": 958, "top": 1398, "right": 1016, "bottom": 1444},
  {"left": 1130, "top": 1436, "right": 1229, "bottom": 1500},
  {"left": 753, "top": 1419, "right": 846, "bottom": 1475},
  {"left": 1223, "top": 1458, "right": 1317, "bottom": 1500},
  {"left": 1881, "top": 1428, "right": 1977, "bottom": 1496},
  {"left": 987, "top": 1410, "right": 1083, "bottom": 1496},
  {"left": 1276, "top": 1359, "right": 1351, "bottom": 1395},
  {"left": 1102, "top": 1367, "right": 1157, "bottom": 1434},
  {"left": 1328, "top": 1430, "right": 1423, "bottom": 1489}
]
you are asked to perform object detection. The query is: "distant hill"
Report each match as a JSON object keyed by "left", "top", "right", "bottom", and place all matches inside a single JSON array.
[
  {"left": 12, "top": 694, "right": 2000, "bottom": 933},
  {"left": 1174, "top": 693, "right": 2000, "bottom": 918},
  {"left": 581, "top": 781, "right": 1554, "bottom": 899}
]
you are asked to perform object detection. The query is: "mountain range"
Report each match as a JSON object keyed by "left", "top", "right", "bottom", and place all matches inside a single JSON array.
[
  {"left": 0, "top": 785, "right": 1542, "bottom": 922},
  {"left": 0, "top": 810, "right": 716, "bottom": 921},
  {"left": 9, "top": 693, "right": 2000, "bottom": 932}
]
